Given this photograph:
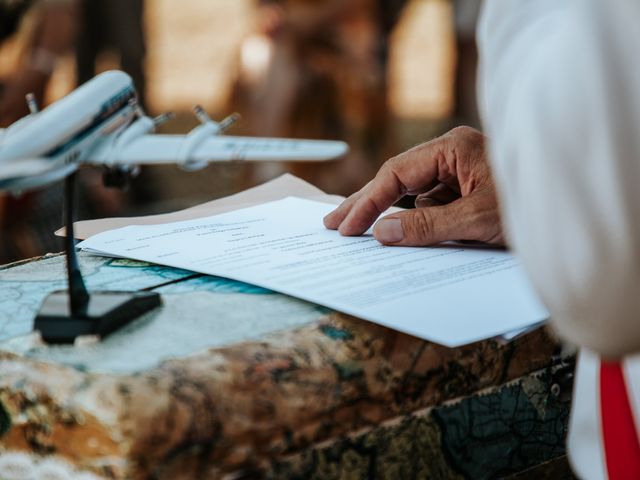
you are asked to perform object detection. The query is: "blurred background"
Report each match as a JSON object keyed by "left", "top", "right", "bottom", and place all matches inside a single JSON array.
[{"left": 0, "top": 0, "right": 481, "bottom": 264}]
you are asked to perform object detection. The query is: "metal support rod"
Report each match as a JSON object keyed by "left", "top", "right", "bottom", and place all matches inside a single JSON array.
[{"left": 64, "top": 172, "right": 90, "bottom": 316}]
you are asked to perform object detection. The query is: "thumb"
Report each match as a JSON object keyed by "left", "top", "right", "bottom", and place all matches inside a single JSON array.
[{"left": 373, "top": 202, "right": 468, "bottom": 246}]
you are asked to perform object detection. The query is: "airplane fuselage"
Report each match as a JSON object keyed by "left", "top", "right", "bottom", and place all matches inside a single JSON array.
[
  {"left": 0, "top": 71, "right": 137, "bottom": 192},
  {"left": 0, "top": 70, "right": 349, "bottom": 194}
]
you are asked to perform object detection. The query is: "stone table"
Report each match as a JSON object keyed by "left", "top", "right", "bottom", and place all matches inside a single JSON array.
[{"left": 0, "top": 252, "right": 575, "bottom": 479}]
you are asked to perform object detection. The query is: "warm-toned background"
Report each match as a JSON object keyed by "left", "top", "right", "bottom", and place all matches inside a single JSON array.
[
  {"left": 24, "top": 0, "right": 455, "bottom": 121},
  {"left": 0, "top": 0, "right": 477, "bottom": 264}
]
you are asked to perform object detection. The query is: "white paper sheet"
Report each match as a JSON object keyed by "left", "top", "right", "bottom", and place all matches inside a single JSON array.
[
  {"left": 57, "top": 173, "right": 344, "bottom": 239},
  {"left": 79, "top": 197, "right": 548, "bottom": 347}
]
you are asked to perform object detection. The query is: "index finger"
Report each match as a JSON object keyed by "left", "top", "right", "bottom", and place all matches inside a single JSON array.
[
  {"left": 333, "top": 141, "right": 444, "bottom": 236},
  {"left": 323, "top": 188, "right": 365, "bottom": 230}
]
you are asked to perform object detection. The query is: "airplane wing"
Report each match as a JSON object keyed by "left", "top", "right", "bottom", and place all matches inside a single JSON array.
[
  {"left": 86, "top": 134, "right": 349, "bottom": 166},
  {"left": 0, "top": 158, "right": 77, "bottom": 193}
]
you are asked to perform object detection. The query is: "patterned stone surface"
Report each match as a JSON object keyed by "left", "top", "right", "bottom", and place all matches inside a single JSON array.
[
  {"left": 0, "top": 254, "right": 573, "bottom": 479},
  {"left": 265, "top": 363, "right": 573, "bottom": 480}
]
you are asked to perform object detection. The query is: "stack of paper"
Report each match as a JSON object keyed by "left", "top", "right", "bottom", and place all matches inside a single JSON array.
[{"left": 77, "top": 176, "right": 548, "bottom": 347}]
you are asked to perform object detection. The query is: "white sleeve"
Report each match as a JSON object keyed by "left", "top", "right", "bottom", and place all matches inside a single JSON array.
[{"left": 478, "top": 0, "right": 640, "bottom": 358}]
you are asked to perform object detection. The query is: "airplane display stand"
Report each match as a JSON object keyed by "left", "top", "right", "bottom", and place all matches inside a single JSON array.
[{"left": 33, "top": 172, "right": 160, "bottom": 344}]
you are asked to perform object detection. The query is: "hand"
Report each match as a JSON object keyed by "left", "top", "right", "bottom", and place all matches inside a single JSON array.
[{"left": 323, "top": 126, "right": 506, "bottom": 247}]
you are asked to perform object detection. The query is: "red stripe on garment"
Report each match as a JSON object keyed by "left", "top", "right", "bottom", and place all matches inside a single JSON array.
[{"left": 600, "top": 360, "right": 640, "bottom": 479}]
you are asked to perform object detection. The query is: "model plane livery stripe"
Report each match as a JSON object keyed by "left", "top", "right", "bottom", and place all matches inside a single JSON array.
[{"left": 44, "top": 86, "right": 136, "bottom": 158}]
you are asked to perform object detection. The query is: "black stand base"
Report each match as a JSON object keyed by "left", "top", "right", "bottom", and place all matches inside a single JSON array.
[{"left": 34, "top": 290, "right": 161, "bottom": 344}]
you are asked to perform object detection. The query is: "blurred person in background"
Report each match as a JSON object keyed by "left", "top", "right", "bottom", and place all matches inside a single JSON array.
[
  {"left": 230, "top": 0, "right": 483, "bottom": 194},
  {"left": 229, "top": 0, "right": 407, "bottom": 195},
  {"left": 0, "top": 0, "right": 147, "bottom": 121},
  {"left": 0, "top": 0, "right": 77, "bottom": 127}
]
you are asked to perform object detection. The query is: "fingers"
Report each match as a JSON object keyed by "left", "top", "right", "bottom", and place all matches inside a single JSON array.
[
  {"left": 373, "top": 190, "right": 504, "bottom": 247},
  {"left": 325, "top": 145, "right": 444, "bottom": 235},
  {"left": 405, "top": 179, "right": 441, "bottom": 196},
  {"left": 415, "top": 183, "right": 460, "bottom": 208},
  {"left": 323, "top": 184, "right": 367, "bottom": 230},
  {"left": 374, "top": 204, "right": 464, "bottom": 246},
  {"left": 324, "top": 126, "right": 490, "bottom": 238}
]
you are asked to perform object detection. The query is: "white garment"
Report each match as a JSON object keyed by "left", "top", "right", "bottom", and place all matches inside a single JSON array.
[{"left": 477, "top": 1, "right": 640, "bottom": 477}]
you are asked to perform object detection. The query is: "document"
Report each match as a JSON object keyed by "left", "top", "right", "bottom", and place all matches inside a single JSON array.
[
  {"left": 79, "top": 197, "right": 548, "bottom": 347},
  {"left": 58, "top": 173, "right": 345, "bottom": 239}
]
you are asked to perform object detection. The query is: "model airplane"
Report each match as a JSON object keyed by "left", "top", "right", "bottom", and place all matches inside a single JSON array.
[
  {"left": 0, "top": 70, "right": 348, "bottom": 194},
  {"left": 0, "top": 70, "right": 348, "bottom": 343}
]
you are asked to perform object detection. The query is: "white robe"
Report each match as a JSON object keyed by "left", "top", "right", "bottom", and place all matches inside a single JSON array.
[{"left": 477, "top": 1, "right": 640, "bottom": 478}]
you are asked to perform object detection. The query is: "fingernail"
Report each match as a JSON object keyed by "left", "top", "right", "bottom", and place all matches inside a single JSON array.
[
  {"left": 323, "top": 214, "right": 336, "bottom": 229},
  {"left": 375, "top": 218, "right": 404, "bottom": 243}
]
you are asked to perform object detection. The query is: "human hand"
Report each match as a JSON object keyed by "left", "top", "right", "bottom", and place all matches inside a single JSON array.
[{"left": 323, "top": 126, "right": 506, "bottom": 246}]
